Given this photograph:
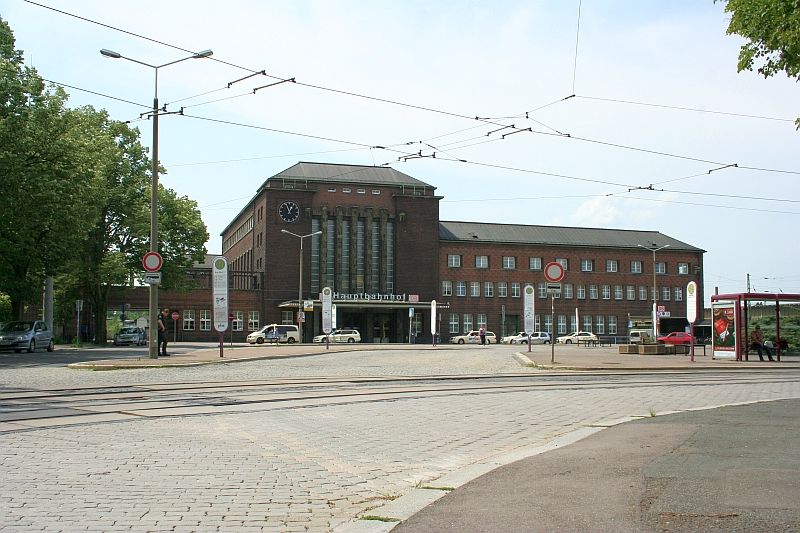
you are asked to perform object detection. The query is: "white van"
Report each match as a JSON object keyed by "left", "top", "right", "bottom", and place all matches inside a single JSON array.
[
  {"left": 247, "top": 324, "right": 300, "bottom": 344},
  {"left": 628, "top": 329, "right": 653, "bottom": 344}
]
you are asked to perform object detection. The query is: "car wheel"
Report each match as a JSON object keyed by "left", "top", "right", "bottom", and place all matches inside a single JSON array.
[
  {"left": 27, "top": 339, "right": 35, "bottom": 353},
  {"left": 347, "top": 338, "right": 355, "bottom": 343},
  {"left": 256, "top": 337, "right": 264, "bottom": 344},
  {"left": 545, "top": 340, "right": 550, "bottom": 344},
  {"left": 287, "top": 337, "right": 295, "bottom": 344},
  {"left": 47, "top": 339, "right": 54, "bottom": 352},
  {"left": 566, "top": 340, "right": 572, "bottom": 344},
  {"left": 458, "top": 339, "right": 465, "bottom": 344},
  {"left": 522, "top": 340, "right": 528, "bottom": 345}
]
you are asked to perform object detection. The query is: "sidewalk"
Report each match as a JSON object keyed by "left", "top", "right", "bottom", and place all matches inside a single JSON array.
[
  {"left": 386, "top": 398, "right": 800, "bottom": 532},
  {"left": 66, "top": 341, "right": 800, "bottom": 371}
]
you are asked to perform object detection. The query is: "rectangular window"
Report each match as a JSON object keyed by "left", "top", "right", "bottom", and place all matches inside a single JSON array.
[
  {"left": 583, "top": 316, "right": 592, "bottom": 332},
  {"left": 511, "top": 282, "right": 521, "bottom": 298},
  {"left": 248, "top": 311, "right": 259, "bottom": 331},
  {"left": 484, "top": 282, "right": 494, "bottom": 297},
  {"left": 477, "top": 313, "right": 487, "bottom": 329},
  {"left": 606, "top": 260, "right": 618, "bottom": 273},
  {"left": 656, "top": 262, "right": 666, "bottom": 274},
  {"left": 535, "top": 315, "right": 541, "bottom": 331},
  {"left": 570, "top": 315, "right": 577, "bottom": 332},
  {"left": 340, "top": 219, "right": 350, "bottom": 292},
  {"left": 563, "top": 283, "right": 573, "bottom": 299},
  {"left": 556, "top": 258, "right": 568, "bottom": 270},
  {"left": 281, "top": 311, "right": 294, "bottom": 324},
  {"left": 589, "top": 285, "right": 599, "bottom": 299},
  {"left": 470, "top": 281, "right": 480, "bottom": 297},
  {"left": 675, "top": 287, "right": 683, "bottom": 301},
  {"left": 651, "top": 287, "right": 657, "bottom": 301},
  {"left": 544, "top": 314, "right": 553, "bottom": 334},
  {"left": 183, "top": 310, "right": 195, "bottom": 331},
  {"left": 602, "top": 285, "right": 611, "bottom": 299},
  {"left": 456, "top": 281, "right": 466, "bottom": 297},
  {"left": 581, "top": 259, "right": 594, "bottom": 272},
  {"left": 327, "top": 187, "right": 337, "bottom": 193},
  {"left": 608, "top": 316, "right": 618, "bottom": 334},
  {"left": 357, "top": 188, "right": 366, "bottom": 194},
  {"left": 371, "top": 189, "right": 381, "bottom": 195},
  {"left": 448, "top": 254, "right": 462, "bottom": 268},
  {"left": 557, "top": 315, "right": 567, "bottom": 334},
  {"left": 614, "top": 285, "right": 623, "bottom": 300},
  {"left": 463, "top": 314, "right": 473, "bottom": 333},
  {"left": 232, "top": 311, "right": 243, "bottom": 332},
  {"left": 356, "top": 220, "right": 365, "bottom": 291},
  {"left": 449, "top": 313, "right": 459, "bottom": 334},
  {"left": 475, "top": 255, "right": 489, "bottom": 268},
  {"left": 442, "top": 280, "right": 452, "bottom": 296},
  {"left": 577, "top": 285, "right": 586, "bottom": 299},
  {"left": 502, "top": 256, "right": 516, "bottom": 269},
  {"left": 596, "top": 316, "right": 605, "bottom": 334},
  {"left": 538, "top": 282, "right": 547, "bottom": 299},
  {"left": 631, "top": 260, "right": 642, "bottom": 274},
  {"left": 529, "top": 257, "right": 542, "bottom": 270},
  {"left": 199, "top": 310, "right": 211, "bottom": 331},
  {"left": 626, "top": 286, "right": 636, "bottom": 300},
  {"left": 678, "top": 262, "right": 689, "bottom": 275},
  {"left": 369, "top": 219, "right": 379, "bottom": 292},
  {"left": 342, "top": 187, "right": 351, "bottom": 193},
  {"left": 639, "top": 286, "right": 648, "bottom": 301},
  {"left": 662, "top": 287, "right": 671, "bottom": 301},
  {"left": 498, "top": 282, "right": 508, "bottom": 297}
]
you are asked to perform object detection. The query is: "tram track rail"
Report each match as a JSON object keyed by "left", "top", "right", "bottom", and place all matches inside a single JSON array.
[{"left": 2, "top": 370, "right": 798, "bottom": 432}]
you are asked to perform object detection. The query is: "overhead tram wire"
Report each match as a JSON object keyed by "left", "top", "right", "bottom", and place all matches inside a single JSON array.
[
  {"left": 624, "top": 195, "right": 800, "bottom": 216},
  {"left": 30, "top": 1, "right": 799, "bottom": 179},
  {"left": 571, "top": 0, "right": 583, "bottom": 94},
  {"left": 169, "top": 147, "right": 370, "bottom": 168}
]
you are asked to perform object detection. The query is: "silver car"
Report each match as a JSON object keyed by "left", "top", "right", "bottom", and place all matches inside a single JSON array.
[
  {"left": 0, "top": 320, "right": 55, "bottom": 353},
  {"left": 113, "top": 327, "right": 147, "bottom": 346}
]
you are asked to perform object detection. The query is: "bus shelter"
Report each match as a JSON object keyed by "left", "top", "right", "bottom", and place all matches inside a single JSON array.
[{"left": 710, "top": 292, "right": 800, "bottom": 362}]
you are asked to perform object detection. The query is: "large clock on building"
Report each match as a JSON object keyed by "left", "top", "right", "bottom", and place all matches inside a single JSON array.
[{"left": 278, "top": 201, "right": 300, "bottom": 223}]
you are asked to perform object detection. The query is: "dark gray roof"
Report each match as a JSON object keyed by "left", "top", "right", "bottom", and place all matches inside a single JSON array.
[
  {"left": 264, "top": 162, "right": 435, "bottom": 189},
  {"left": 439, "top": 221, "right": 705, "bottom": 252}
]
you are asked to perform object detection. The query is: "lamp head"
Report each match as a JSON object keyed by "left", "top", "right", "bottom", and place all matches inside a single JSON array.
[
  {"left": 100, "top": 49, "right": 122, "bottom": 59},
  {"left": 193, "top": 50, "right": 213, "bottom": 59}
]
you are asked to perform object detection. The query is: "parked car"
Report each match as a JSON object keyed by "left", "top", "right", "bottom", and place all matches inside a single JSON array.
[
  {"left": 556, "top": 331, "right": 598, "bottom": 344},
  {"left": 628, "top": 329, "right": 653, "bottom": 344},
  {"left": 501, "top": 331, "right": 551, "bottom": 345},
  {"left": 449, "top": 330, "right": 498, "bottom": 344},
  {"left": 312, "top": 329, "right": 361, "bottom": 343},
  {"left": 0, "top": 320, "right": 55, "bottom": 353},
  {"left": 247, "top": 324, "right": 300, "bottom": 344},
  {"left": 113, "top": 327, "right": 147, "bottom": 346},
  {"left": 657, "top": 332, "right": 696, "bottom": 345}
]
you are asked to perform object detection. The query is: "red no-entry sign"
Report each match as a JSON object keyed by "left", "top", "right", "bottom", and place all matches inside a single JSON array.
[
  {"left": 543, "top": 262, "right": 565, "bottom": 282},
  {"left": 142, "top": 251, "right": 163, "bottom": 272}
]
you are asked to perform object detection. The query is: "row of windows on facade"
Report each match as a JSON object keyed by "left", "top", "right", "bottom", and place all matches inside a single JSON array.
[
  {"left": 309, "top": 218, "right": 394, "bottom": 293},
  {"left": 447, "top": 313, "right": 622, "bottom": 335},
  {"left": 448, "top": 255, "right": 691, "bottom": 275},
  {"left": 443, "top": 281, "right": 685, "bottom": 301},
  {"left": 171, "top": 310, "right": 294, "bottom": 332},
  {"left": 223, "top": 216, "right": 254, "bottom": 253}
]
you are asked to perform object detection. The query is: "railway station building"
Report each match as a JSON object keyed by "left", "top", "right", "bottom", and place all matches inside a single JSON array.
[{"left": 111, "top": 162, "right": 705, "bottom": 343}]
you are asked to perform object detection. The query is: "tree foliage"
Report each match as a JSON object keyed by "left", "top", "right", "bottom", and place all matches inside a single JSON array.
[
  {"left": 1, "top": 17, "right": 209, "bottom": 341},
  {"left": 720, "top": 0, "right": 800, "bottom": 127}
]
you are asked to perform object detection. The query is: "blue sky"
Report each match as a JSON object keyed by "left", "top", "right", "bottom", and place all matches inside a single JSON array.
[{"left": 3, "top": 0, "right": 799, "bottom": 302}]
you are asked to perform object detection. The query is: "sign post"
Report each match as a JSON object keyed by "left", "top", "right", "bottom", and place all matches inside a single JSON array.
[
  {"left": 431, "top": 300, "right": 437, "bottom": 347},
  {"left": 212, "top": 257, "right": 228, "bottom": 358},
  {"left": 523, "top": 285, "right": 535, "bottom": 353},
  {"left": 686, "top": 281, "right": 698, "bottom": 362},
  {"left": 543, "top": 262, "right": 565, "bottom": 363},
  {"left": 172, "top": 311, "right": 179, "bottom": 342},
  {"left": 75, "top": 300, "right": 83, "bottom": 346},
  {"left": 408, "top": 307, "right": 415, "bottom": 344},
  {"left": 322, "top": 287, "right": 332, "bottom": 350}
]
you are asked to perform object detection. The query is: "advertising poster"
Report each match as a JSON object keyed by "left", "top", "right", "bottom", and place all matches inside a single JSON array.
[{"left": 712, "top": 300, "right": 736, "bottom": 359}]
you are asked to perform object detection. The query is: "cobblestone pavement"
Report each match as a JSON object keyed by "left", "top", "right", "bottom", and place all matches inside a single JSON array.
[{"left": 3, "top": 348, "right": 800, "bottom": 532}]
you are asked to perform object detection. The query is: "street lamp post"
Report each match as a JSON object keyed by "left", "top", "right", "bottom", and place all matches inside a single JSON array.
[
  {"left": 638, "top": 243, "right": 670, "bottom": 337},
  {"left": 281, "top": 229, "right": 322, "bottom": 342},
  {"left": 101, "top": 48, "right": 213, "bottom": 358}
]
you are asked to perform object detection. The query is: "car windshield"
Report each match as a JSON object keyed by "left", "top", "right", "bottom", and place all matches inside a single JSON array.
[
  {"left": 119, "top": 327, "right": 138, "bottom": 334},
  {"left": 1, "top": 321, "right": 33, "bottom": 332}
]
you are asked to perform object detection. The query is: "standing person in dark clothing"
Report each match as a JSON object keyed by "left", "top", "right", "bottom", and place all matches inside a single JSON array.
[
  {"left": 479, "top": 326, "right": 486, "bottom": 346},
  {"left": 158, "top": 308, "right": 169, "bottom": 356}
]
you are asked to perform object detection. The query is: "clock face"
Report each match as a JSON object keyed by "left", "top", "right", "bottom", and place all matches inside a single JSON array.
[{"left": 278, "top": 201, "right": 300, "bottom": 223}]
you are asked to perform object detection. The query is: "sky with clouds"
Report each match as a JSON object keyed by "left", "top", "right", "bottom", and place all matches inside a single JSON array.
[{"left": 3, "top": 0, "right": 799, "bottom": 303}]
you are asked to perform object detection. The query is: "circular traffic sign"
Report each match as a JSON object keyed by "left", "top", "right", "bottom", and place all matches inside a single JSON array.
[
  {"left": 543, "top": 261, "right": 565, "bottom": 282},
  {"left": 142, "top": 251, "right": 163, "bottom": 272},
  {"left": 171, "top": 311, "right": 180, "bottom": 321}
]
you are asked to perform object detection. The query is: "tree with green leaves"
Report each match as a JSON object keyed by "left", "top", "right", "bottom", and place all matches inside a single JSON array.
[
  {"left": 720, "top": 0, "right": 800, "bottom": 128},
  {"left": 0, "top": 17, "right": 108, "bottom": 318}
]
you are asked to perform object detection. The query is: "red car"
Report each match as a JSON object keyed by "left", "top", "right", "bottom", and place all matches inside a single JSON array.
[{"left": 657, "top": 332, "right": 696, "bottom": 345}]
